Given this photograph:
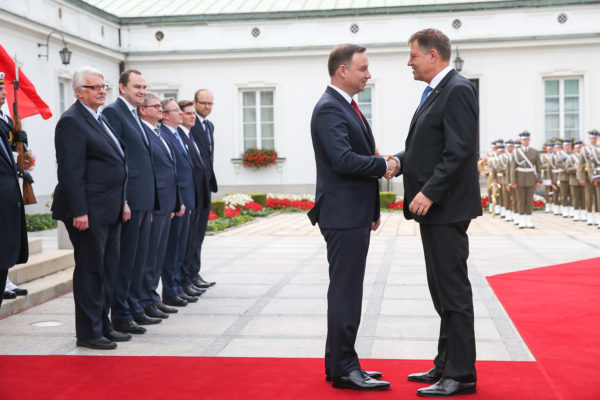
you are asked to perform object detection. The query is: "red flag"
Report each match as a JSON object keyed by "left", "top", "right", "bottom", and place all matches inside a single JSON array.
[{"left": 0, "top": 44, "right": 52, "bottom": 120}]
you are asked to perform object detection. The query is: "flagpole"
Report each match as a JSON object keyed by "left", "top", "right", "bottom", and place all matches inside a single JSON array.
[{"left": 12, "top": 54, "right": 36, "bottom": 204}]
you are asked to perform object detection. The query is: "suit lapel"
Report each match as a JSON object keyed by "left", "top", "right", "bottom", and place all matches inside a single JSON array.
[
  {"left": 117, "top": 98, "right": 150, "bottom": 150},
  {"left": 77, "top": 102, "right": 124, "bottom": 159}
]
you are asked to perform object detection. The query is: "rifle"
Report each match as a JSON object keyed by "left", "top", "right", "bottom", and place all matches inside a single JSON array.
[{"left": 12, "top": 57, "right": 36, "bottom": 204}]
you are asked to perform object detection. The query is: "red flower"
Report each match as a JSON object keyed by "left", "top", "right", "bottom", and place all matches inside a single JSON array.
[
  {"left": 242, "top": 147, "right": 278, "bottom": 168},
  {"left": 225, "top": 208, "right": 241, "bottom": 218},
  {"left": 208, "top": 211, "right": 219, "bottom": 220},
  {"left": 388, "top": 201, "right": 404, "bottom": 210}
]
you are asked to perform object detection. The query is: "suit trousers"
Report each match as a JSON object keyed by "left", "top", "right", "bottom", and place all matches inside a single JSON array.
[
  {"left": 111, "top": 210, "right": 151, "bottom": 323},
  {"left": 65, "top": 220, "right": 121, "bottom": 339},
  {"left": 0, "top": 269, "right": 8, "bottom": 308},
  {"left": 139, "top": 213, "right": 172, "bottom": 309},
  {"left": 517, "top": 186, "right": 535, "bottom": 215},
  {"left": 182, "top": 207, "right": 209, "bottom": 285},
  {"left": 162, "top": 211, "right": 190, "bottom": 297},
  {"left": 320, "top": 225, "right": 371, "bottom": 378},
  {"left": 419, "top": 222, "right": 476, "bottom": 383}
]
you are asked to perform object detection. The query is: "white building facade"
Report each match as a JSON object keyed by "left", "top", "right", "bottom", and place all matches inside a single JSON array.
[{"left": 1, "top": 0, "right": 600, "bottom": 202}]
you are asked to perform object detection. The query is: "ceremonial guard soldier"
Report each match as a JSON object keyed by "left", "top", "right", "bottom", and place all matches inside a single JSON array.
[
  {"left": 581, "top": 130, "right": 598, "bottom": 225},
  {"left": 504, "top": 140, "right": 516, "bottom": 222},
  {"left": 510, "top": 139, "right": 523, "bottom": 225},
  {"left": 510, "top": 131, "right": 541, "bottom": 228},
  {"left": 567, "top": 141, "right": 585, "bottom": 221},
  {"left": 540, "top": 142, "right": 554, "bottom": 213},
  {"left": 587, "top": 130, "right": 600, "bottom": 228},
  {"left": 557, "top": 138, "right": 573, "bottom": 217},
  {"left": 491, "top": 143, "right": 508, "bottom": 217},
  {"left": 549, "top": 141, "right": 563, "bottom": 215}
]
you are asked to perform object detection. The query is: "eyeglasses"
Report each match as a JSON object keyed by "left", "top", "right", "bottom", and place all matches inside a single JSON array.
[
  {"left": 140, "top": 104, "right": 162, "bottom": 110},
  {"left": 81, "top": 84, "right": 109, "bottom": 91},
  {"left": 195, "top": 101, "right": 214, "bottom": 106}
]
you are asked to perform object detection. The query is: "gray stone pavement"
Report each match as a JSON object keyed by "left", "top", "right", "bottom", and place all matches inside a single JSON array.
[{"left": 1, "top": 211, "right": 599, "bottom": 360}]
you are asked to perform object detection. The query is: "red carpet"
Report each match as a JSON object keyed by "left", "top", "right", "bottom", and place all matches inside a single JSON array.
[
  {"left": 487, "top": 257, "right": 600, "bottom": 400},
  {"left": 1, "top": 258, "right": 597, "bottom": 399}
]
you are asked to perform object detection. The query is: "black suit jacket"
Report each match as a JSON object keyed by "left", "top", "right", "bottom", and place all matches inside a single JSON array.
[
  {"left": 160, "top": 124, "right": 197, "bottom": 211},
  {"left": 308, "top": 86, "right": 386, "bottom": 229},
  {"left": 102, "top": 98, "right": 157, "bottom": 212},
  {"left": 396, "top": 69, "right": 482, "bottom": 224},
  {"left": 144, "top": 124, "right": 180, "bottom": 215},
  {"left": 0, "top": 115, "right": 28, "bottom": 270},
  {"left": 190, "top": 117, "right": 218, "bottom": 194},
  {"left": 52, "top": 101, "right": 127, "bottom": 224},
  {"left": 179, "top": 127, "right": 208, "bottom": 210}
]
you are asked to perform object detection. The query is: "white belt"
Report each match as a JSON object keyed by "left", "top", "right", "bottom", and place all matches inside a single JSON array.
[
  {"left": 596, "top": 167, "right": 600, "bottom": 172},
  {"left": 552, "top": 169, "right": 563, "bottom": 173},
  {"left": 496, "top": 173, "right": 503, "bottom": 177},
  {"left": 517, "top": 167, "right": 534, "bottom": 172}
]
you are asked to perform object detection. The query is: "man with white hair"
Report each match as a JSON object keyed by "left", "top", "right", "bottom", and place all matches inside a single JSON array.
[{"left": 51, "top": 66, "right": 129, "bottom": 349}]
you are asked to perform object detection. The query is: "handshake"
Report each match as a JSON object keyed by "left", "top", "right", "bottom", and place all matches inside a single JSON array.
[{"left": 383, "top": 155, "right": 401, "bottom": 180}]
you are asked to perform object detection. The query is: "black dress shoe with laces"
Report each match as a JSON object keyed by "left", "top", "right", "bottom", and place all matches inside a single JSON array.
[
  {"left": 144, "top": 304, "right": 169, "bottom": 319},
  {"left": 163, "top": 296, "right": 188, "bottom": 307},
  {"left": 104, "top": 330, "right": 132, "bottom": 342},
  {"left": 3, "top": 290, "right": 17, "bottom": 299},
  {"left": 134, "top": 313, "right": 162, "bottom": 325},
  {"left": 408, "top": 366, "right": 444, "bottom": 383},
  {"left": 332, "top": 369, "right": 391, "bottom": 391},
  {"left": 417, "top": 377, "right": 476, "bottom": 397},
  {"left": 76, "top": 337, "right": 117, "bottom": 350},
  {"left": 113, "top": 319, "right": 147, "bottom": 334},
  {"left": 12, "top": 287, "right": 28, "bottom": 296},
  {"left": 183, "top": 285, "right": 203, "bottom": 297},
  {"left": 155, "top": 301, "right": 178, "bottom": 313},
  {"left": 180, "top": 293, "right": 198, "bottom": 303},
  {"left": 326, "top": 368, "right": 383, "bottom": 382}
]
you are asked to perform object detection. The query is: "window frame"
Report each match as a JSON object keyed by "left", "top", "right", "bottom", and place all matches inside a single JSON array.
[
  {"left": 543, "top": 76, "right": 583, "bottom": 140},
  {"left": 239, "top": 87, "right": 276, "bottom": 151}
]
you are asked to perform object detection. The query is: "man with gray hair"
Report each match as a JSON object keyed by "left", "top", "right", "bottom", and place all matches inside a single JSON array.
[{"left": 51, "top": 66, "right": 129, "bottom": 349}]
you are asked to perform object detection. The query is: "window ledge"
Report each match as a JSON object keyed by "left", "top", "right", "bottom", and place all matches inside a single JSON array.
[{"left": 230, "top": 157, "right": 286, "bottom": 173}]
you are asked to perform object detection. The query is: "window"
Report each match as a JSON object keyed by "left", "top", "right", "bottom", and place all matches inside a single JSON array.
[
  {"left": 152, "top": 90, "right": 178, "bottom": 101},
  {"left": 355, "top": 86, "right": 373, "bottom": 128},
  {"left": 58, "top": 78, "right": 73, "bottom": 115},
  {"left": 241, "top": 89, "right": 274, "bottom": 150},
  {"left": 544, "top": 78, "right": 581, "bottom": 141}
]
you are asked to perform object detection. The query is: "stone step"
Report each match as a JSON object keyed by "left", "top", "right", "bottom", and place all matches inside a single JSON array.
[
  {"left": 29, "top": 238, "right": 43, "bottom": 255},
  {"left": 8, "top": 250, "right": 74, "bottom": 286},
  {"left": 0, "top": 266, "right": 73, "bottom": 318}
]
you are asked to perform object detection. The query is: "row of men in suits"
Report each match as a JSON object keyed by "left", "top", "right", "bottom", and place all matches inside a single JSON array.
[
  {"left": 0, "top": 72, "right": 29, "bottom": 308},
  {"left": 51, "top": 66, "right": 218, "bottom": 349}
]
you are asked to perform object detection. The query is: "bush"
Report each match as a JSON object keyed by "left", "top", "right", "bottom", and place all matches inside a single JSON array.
[
  {"left": 379, "top": 192, "right": 396, "bottom": 209},
  {"left": 211, "top": 200, "right": 226, "bottom": 217},
  {"left": 248, "top": 193, "right": 267, "bottom": 207},
  {"left": 26, "top": 213, "right": 57, "bottom": 232},
  {"left": 207, "top": 215, "right": 253, "bottom": 232}
]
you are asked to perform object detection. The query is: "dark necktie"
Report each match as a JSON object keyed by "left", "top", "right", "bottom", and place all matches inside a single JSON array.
[
  {"left": 98, "top": 115, "right": 124, "bottom": 157},
  {"left": 154, "top": 128, "right": 172, "bottom": 159},
  {"left": 350, "top": 100, "right": 364, "bottom": 124},
  {"left": 417, "top": 86, "right": 433, "bottom": 110},
  {"left": 203, "top": 120, "right": 212, "bottom": 147}
]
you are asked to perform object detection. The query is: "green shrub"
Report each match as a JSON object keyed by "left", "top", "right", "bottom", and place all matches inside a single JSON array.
[
  {"left": 248, "top": 193, "right": 267, "bottom": 207},
  {"left": 211, "top": 200, "right": 226, "bottom": 217},
  {"left": 379, "top": 192, "right": 397, "bottom": 209},
  {"left": 207, "top": 215, "right": 253, "bottom": 232},
  {"left": 26, "top": 213, "right": 57, "bottom": 232}
]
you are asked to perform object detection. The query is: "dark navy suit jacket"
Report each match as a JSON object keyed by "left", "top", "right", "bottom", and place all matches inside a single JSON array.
[
  {"left": 52, "top": 100, "right": 127, "bottom": 224},
  {"left": 102, "top": 97, "right": 157, "bottom": 211},
  {"left": 178, "top": 127, "right": 208, "bottom": 210},
  {"left": 395, "top": 70, "right": 481, "bottom": 224},
  {"left": 190, "top": 117, "right": 218, "bottom": 197},
  {"left": 0, "top": 114, "right": 28, "bottom": 270},
  {"left": 160, "top": 124, "right": 197, "bottom": 211},
  {"left": 143, "top": 124, "right": 180, "bottom": 216},
  {"left": 308, "top": 86, "right": 386, "bottom": 229}
]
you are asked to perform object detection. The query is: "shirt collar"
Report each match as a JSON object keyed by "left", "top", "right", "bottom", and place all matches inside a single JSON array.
[
  {"left": 119, "top": 96, "right": 138, "bottom": 114},
  {"left": 179, "top": 125, "right": 191, "bottom": 135},
  {"left": 163, "top": 123, "right": 177, "bottom": 134},
  {"left": 328, "top": 84, "right": 353, "bottom": 104},
  {"left": 428, "top": 65, "right": 454, "bottom": 90},
  {"left": 196, "top": 113, "right": 208, "bottom": 124},
  {"left": 79, "top": 101, "right": 100, "bottom": 120},
  {"left": 140, "top": 119, "right": 158, "bottom": 132}
]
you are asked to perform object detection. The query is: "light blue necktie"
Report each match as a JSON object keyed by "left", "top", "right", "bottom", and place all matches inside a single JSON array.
[
  {"left": 172, "top": 129, "right": 188, "bottom": 155},
  {"left": 417, "top": 86, "right": 433, "bottom": 110}
]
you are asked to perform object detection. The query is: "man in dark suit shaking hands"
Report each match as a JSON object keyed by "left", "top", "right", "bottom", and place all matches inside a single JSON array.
[
  {"left": 52, "top": 67, "right": 130, "bottom": 349},
  {"left": 389, "top": 29, "right": 481, "bottom": 397},
  {"left": 308, "top": 44, "right": 395, "bottom": 391}
]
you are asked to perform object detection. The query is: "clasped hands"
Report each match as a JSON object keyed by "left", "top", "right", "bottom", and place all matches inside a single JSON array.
[{"left": 383, "top": 155, "right": 400, "bottom": 180}]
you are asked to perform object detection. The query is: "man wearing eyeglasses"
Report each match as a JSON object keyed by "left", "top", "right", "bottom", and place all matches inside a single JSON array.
[
  {"left": 52, "top": 66, "right": 128, "bottom": 349},
  {"left": 103, "top": 69, "right": 160, "bottom": 335},
  {"left": 189, "top": 89, "right": 217, "bottom": 289}
]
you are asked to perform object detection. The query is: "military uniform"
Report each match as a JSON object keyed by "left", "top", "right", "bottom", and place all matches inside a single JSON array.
[
  {"left": 549, "top": 141, "right": 563, "bottom": 215},
  {"left": 567, "top": 141, "right": 585, "bottom": 221},
  {"left": 587, "top": 135, "right": 600, "bottom": 228},
  {"left": 540, "top": 144, "right": 554, "bottom": 213},
  {"left": 510, "top": 131, "right": 541, "bottom": 228},
  {"left": 556, "top": 139, "right": 573, "bottom": 217},
  {"left": 580, "top": 130, "right": 599, "bottom": 224},
  {"left": 491, "top": 145, "right": 508, "bottom": 217},
  {"left": 503, "top": 140, "right": 516, "bottom": 222}
]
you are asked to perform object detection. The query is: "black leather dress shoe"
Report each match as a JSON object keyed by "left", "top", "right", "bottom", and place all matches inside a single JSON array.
[
  {"left": 198, "top": 275, "right": 216, "bottom": 287},
  {"left": 134, "top": 313, "right": 162, "bottom": 325},
  {"left": 144, "top": 305, "right": 169, "bottom": 319},
  {"left": 113, "top": 319, "right": 147, "bottom": 334},
  {"left": 163, "top": 296, "right": 188, "bottom": 307},
  {"left": 12, "top": 287, "right": 28, "bottom": 296},
  {"left": 3, "top": 290, "right": 16, "bottom": 299},
  {"left": 183, "top": 285, "right": 203, "bottom": 297},
  {"left": 191, "top": 278, "right": 211, "bottom": 289},
  {"left": 332, "top": 369, "right": 391, "bottom": 391},
  {"left": 104, "top": 330, "right": 132, "bottom": 342},
  {"left": 180, "top": 293, "right": 198, "bottom": 303},
  {"left": 326, "top": 369, "right": 383, "bottom": 382},
  {"left": 408, "top": 366, "right": 444, "bottom": 383},
  {"left": 417, "top": 377, "right": 476, "bottom": 397},
  {"left": 190, "top": 284, "right": 208, "bottom": 293},
  {"left": 76, "top": 337, "right": 117, "bottom": 350},
  {"left": 155, "top": 301, "right": 178, "bottom": 313}
]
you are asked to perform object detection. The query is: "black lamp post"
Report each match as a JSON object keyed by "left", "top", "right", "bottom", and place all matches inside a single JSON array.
[{"left": 38, "top": 30, "right": 72, "bottom": 66}]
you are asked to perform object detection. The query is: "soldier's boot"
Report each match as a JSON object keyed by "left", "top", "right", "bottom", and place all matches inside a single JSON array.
[
  {"left": 545, "top": 203, "right": 551, "bottom": 213},
  {"left": 587, "top": 212, "right": 594, "bottom": 225},
  {"left": 514, "top": 214, "right": 520, "bottom": 225},
  {"left": 596, "top": 213, "right": 600, "bottom": 228},
  {"left": 573, "top": 209, "right": 580, "bottom": 221},
  {"left": 505, "top": 210, "right": 513, "bottom": 221},
  {"left": 518, "top": 215, "right": 526, "bottom": 229},
  {"left": 526, "top": 215, "right": 534, "bottom": 229},
  {"left": 500, "top": 207, "right": 506, "bottom": 218}
]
